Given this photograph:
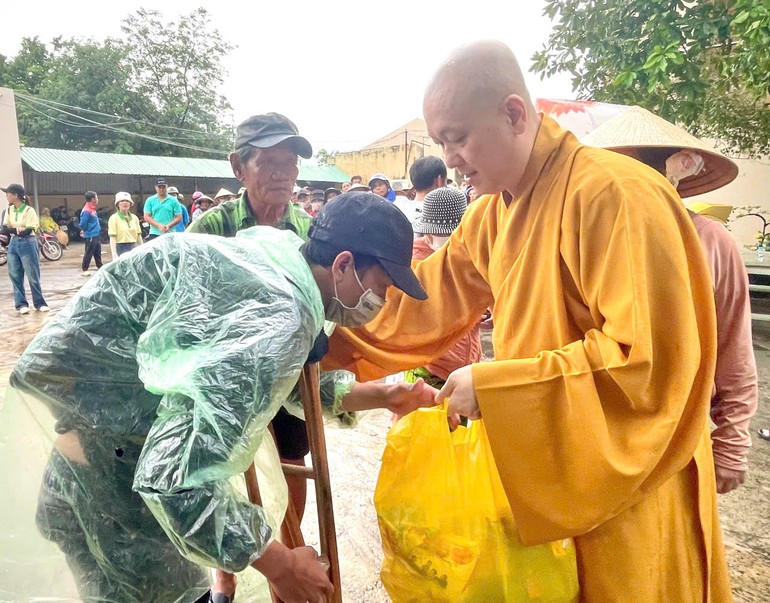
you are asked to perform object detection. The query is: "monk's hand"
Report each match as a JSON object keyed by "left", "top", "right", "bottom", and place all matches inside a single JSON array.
[
  {"left": 437, "top": 365, "right": 481, "bottom": 420},
  {"left": 714, "top": 465, "right": 745, "bottom": 494},
  {"left": 386, "top": 378, "right": 439, "bottom": 416}
]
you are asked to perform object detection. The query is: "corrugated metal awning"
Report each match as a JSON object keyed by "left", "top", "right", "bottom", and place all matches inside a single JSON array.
[{"left": 20, "top": 147, "right": 349, "bottom": 182}]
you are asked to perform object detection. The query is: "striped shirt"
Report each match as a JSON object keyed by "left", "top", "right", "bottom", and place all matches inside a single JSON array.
[{"left": 187, "top": 193, "right": 312, "bottom": 240}]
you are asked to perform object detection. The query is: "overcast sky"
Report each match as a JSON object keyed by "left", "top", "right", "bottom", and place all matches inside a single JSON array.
[{"left": 3, "top": 1, "right": 575, "bottom": 153}]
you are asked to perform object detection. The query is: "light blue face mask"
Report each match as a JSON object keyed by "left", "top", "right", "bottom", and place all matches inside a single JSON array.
[{"left": 325, "top": 267, "right": 385, "bottom": 327}]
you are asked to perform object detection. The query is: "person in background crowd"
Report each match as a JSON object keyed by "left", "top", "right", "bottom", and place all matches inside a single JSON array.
[
  {"left": 189, "top": 191, "right": 204, "bottom": 218},
  {"left": 309, "top": 190, "right": 325, "bottom": 216},
  {"left": 214, "top": 188, "right": 236, "bottom": 206},
  {"left": 324, "top": 188, "right": 341, "bottom": 203},
  {"left": 348, "top": 182, "right": 369, "bottom": 192},
  {"left": 407, "top": 186, "right": 480, "bottom": 392},
  {"left": 167, "top": 187, "right": 190, "bottom": 232},
  {"left": 1, "top": 183, "right": 48, "bottom": 314},
  {"left": 291, "top": 185, "right": 302, "bottom": 205},
  {"left": 350, "top": 175, "right": 363, "bottom": 185},
  {"left": 79, "top": 191, "right": 103, "bottom": 276},
  {"left": 39, "top": 208, "right": 58, "bottom": 234},
  {"left": 341, "top": 182, "right": 352, "bottom": 193},
  {"left": 395, "top": 156, "right": 447, "bottom": 224},
  {"left": 40, "top": 207, "right": 69, "bottom": 248},
  {"left": 369, "top": 174, "right": 396, "bottom": 201},
  {"left": 465, "top": 185, "right": 478, "bottom": 203},
  {"left": 297, "top": 189, "right": 310, "bottom": 211},
  {"left": 108, "top": 192, "right": 143, "bottom": 257},
  {"left": 190, "top": 195, "right": 213, "bottom": 221},
  {"left": 143, "top": 179, "right": 182, "bottom": 240}
]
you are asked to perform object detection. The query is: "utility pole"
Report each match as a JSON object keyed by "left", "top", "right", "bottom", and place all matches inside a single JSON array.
[{"left": 403, "top": 129, "right": 409, "bottom": 179}]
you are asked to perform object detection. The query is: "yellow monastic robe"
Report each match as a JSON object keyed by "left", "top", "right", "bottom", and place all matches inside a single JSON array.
[{"left": 325, "top": 116, "right": 732, "bottom": 602}]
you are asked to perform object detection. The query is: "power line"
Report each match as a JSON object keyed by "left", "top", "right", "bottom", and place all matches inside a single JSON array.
[
  {"left": 15, "top": 91, "right": 233, "bottom": 139},
  {"left": 16, "top": 96, "right": 228, "bottom": 155}
]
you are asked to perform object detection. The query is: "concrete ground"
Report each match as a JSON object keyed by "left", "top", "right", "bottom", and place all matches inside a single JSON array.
[{"left": 0, "top": 243, "right": 768, "bottom": 602}]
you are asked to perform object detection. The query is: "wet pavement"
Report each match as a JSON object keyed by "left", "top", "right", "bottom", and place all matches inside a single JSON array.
[{"left": 0, "top": 242, "right": 768, "bottom": 601}]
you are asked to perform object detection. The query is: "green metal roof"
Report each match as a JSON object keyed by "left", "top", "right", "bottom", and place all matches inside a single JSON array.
[{"left": 19, "top": 147, "right": 349, "bottom": 182}]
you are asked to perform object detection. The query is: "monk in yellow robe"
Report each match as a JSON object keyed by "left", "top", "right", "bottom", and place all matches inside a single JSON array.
[{"left": 324, "top": 41, "right": 733, "bottom": 602}]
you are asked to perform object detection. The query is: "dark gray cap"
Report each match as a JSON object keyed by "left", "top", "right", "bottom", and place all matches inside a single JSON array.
[
  {"left": 234, "top": 113, "right": 313, "bottom": 159},
  {"left": 309, "top": 192, "right": 428, "bottom": 300},
  {"left": 1, "top": 183, "right": 26, "bottom": 199}
]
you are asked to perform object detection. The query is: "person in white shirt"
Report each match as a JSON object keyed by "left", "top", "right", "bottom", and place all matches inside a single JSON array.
[{"left": 394, "top": 156, "right": 447, "bottom": 225}]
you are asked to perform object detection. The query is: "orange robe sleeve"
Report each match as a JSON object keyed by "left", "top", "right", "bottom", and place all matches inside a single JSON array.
[{"left": 324, "top": 204, "right": 495, "bottom": 381}]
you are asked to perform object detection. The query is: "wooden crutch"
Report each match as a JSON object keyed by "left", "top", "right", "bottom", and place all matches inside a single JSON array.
[{"left": 244, "top": 362, "right": 342, "bottom": 603}]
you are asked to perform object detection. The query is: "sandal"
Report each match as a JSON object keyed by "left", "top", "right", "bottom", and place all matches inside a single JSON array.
[{"left": 758, "top": 428, "right": 770, "bottom": 442}]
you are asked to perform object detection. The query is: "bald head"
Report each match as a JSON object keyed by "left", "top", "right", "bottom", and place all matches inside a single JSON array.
[
  {"left": 426, "top": 40, "right": 534, "bottom": 115},
  {"left": 423, "top": 41, "right": 540, "bottom": 196}
]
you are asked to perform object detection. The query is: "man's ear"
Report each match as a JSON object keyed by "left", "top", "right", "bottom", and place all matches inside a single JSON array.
[
  {"left": 502, "top": 94, "right": 528, "bottom": 135},
  {"left": 229, "top": 152, "right": 244, "bottom": 182},
  {"left": 331, "top": 251, "right": 354, "bottom": 283}
]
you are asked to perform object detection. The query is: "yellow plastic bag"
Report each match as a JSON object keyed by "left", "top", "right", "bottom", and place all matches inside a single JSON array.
[{"left": 375, "top": 406, "right": 580, "bottom": 602}]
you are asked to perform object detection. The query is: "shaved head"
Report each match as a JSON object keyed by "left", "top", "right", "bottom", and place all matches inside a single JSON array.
[
  {"left": 424, "top": 40, "right": 541, "bottom": 196},
  {"left": 426, "top": 40, "right": 534, "bottom": 115}
]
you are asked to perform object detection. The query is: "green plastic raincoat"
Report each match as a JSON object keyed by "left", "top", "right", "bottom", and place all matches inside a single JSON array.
[{"left": 2, "top": 227, "right": 327, "bottom": 602}]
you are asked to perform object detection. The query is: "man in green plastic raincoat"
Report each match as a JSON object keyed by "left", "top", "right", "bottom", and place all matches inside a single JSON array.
[{"left": 5, "top": 192, "right": 430, "bottom": 603}]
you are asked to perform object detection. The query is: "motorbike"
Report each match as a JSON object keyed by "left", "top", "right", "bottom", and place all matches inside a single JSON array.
[
  {"left": 0, "top": 231, "right": 8, "bottom": 266},
  {"left": 38, "top": 231, "right": 63, "bottom": 261},
  {"left": 0, "top": 230, "right": 61, "bottom": 264}
]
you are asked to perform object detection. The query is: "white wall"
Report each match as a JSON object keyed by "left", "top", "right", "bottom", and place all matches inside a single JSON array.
[
  {"left": 686, "top": 155, "right": 770, "bottom": 248},
  {"left": 0, "top": 88, "right": 23, "bottom": 214}
]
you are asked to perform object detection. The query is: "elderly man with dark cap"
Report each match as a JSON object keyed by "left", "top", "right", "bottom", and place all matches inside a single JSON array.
[
  {"left": 188, "top": 113, "right": 314, "bottom": 238},
  {"left": 189, "top": 114, "right": 437, "bottom": 525},
  {"left": 5, "top": 193, "right": 432, "bottom": 603}
]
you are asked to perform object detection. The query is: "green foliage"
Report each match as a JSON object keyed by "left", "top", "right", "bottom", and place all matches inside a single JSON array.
[
  {"left": 532, "top": 0, "right": 770, "bottom": 156},
  {"left": 0, "top": 8, "right": 234, "bottom": 156},
  {"left": 731, "top": 205, "right": 770, "bottom": 248},
  {"left": 315, "top": 148, "right": 337, "bottom": 166}
]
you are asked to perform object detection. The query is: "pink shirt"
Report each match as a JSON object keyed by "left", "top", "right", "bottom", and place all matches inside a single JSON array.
[{"left": 691, "top": 212, "right": 758, "bottom": 471}]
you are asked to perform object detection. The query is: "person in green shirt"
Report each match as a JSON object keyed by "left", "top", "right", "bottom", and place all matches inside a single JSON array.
[
  {"left": 188, "top": 114, "right": 313, "bottom": 239},
  {"left": 189, "top": 114, "right": 435, "bottom": 522},
  {"left": 188, "top": 114, "right": 317, "bottom": 517}
]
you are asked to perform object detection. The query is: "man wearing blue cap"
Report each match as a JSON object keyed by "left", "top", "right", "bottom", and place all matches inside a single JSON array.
[{"left": 7, "top": 193, "right": 430, "bottom": 603}]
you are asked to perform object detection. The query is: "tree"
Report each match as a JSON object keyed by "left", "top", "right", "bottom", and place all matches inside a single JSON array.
[
  {"left": 315, "top": 148, "right": 337, "bottom": 166},
  {"left": 532, "top": 0, "right": 770, "bottom": 156},
  {"left": 119, "top": 7, "right": 234, "bottom": 153},
  {"left": 0, "top": 8, "right": 235, "bottom": 156}
]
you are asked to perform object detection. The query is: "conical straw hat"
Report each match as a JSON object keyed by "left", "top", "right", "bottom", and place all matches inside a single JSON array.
[
  {"left": 581, "top": 106, "right": 738, "bottom": 197},
  {"left": 215, "top": 188, "right": 235, "bottom": 200}
]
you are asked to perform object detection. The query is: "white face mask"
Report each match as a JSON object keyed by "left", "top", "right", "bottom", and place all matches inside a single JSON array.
[
  {"left": 427, "top": 235, "right": 450, "bottom": 251},
  {"left": 325, "top": 267, "right": 386, "bottom": 327}
]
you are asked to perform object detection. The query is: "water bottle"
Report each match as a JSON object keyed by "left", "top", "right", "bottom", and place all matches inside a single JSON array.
[{"left": 758, "top": 245, "right": 765, "bottom": 262}]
